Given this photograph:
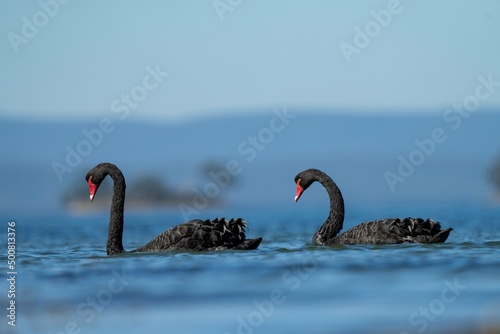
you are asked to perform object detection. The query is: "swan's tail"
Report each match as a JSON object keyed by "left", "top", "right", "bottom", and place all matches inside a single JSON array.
[
  {"left": 411, "top": 218, "right": 453, "bottom": 243},
  {"left": 234, "top": 237, "right": 263, "bottom": 250},
  {"left": 211, "top": 218, "right": 262, "bottom": 250},
  {"left": 431, "top": 228, "right": 453, "bottom": 243}
]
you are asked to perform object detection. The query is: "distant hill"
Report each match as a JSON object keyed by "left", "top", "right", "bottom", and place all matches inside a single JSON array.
[{"left": 1, "top": 109, "right": 500, "bottom": 215}]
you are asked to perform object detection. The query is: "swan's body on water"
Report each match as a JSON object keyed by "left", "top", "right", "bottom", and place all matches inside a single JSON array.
[
  {"left": 294, "top": 168, "right": 452, "bottom": 245},
  {"left": 86, "top": 162, "right": 262, "bottom": 255}
]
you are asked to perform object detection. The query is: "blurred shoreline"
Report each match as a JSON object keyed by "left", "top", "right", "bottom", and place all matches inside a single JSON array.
[{"left": 1, "top": 111, "right": 500, "bottom": 214}]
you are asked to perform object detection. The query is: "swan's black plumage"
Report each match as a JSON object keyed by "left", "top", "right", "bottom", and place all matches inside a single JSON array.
[
  {"left": 133, "top": 217, "right": 261, "bottom": 252},
  {"left": 294, "top": 168, "right": 452, "bottom": 245},
  {"left": 86, "top": 162, "right": 262, "bottom": 255}
]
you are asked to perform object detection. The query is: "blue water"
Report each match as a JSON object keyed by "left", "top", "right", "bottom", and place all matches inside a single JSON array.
[{"left": 2, "top": 203, "right": 500, "bottom": 334}]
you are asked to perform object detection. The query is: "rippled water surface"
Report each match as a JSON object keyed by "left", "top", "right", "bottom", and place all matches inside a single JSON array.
[{"left": 2, "top": 203, "right": 500, "bottom": 334}]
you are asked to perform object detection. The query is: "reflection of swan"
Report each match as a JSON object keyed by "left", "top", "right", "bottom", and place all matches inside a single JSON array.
[
  {"left": 86, "top": 163, "right": 262, "bottom": 255},
  {"left": 294, "top": 169, "right": 453, "bottom": 245}
]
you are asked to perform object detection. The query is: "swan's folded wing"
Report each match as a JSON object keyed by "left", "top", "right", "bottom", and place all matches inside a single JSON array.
[
  {"left": 330, "top": 217, "right": 452, "bottom": 245},
  {"left": 133, "top": 218, "right": 259, "bottom": 252}
]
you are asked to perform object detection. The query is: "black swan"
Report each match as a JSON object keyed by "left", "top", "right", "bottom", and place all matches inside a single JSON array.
[
  {"left": 86, "top": 162, "right": 262, "bottom": 255},
  {"left": 294, "top": 169, "right": 452, "bottom": 245}
]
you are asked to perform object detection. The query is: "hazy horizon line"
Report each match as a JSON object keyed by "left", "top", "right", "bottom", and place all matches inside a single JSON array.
[{"left": 2, "top": 105, "right": 500, "bottom": 124}]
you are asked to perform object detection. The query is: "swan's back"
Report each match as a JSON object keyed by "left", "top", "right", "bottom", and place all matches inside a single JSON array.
[
  {"left": 133, "top": 218, "right": 262, "bottom": 252},
  {"left": 326, "top": 217, "right": 452, "bottom": 245}
]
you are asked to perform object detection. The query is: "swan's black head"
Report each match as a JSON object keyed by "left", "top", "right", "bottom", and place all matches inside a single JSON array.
[
  {"left": 294, "top": 169, "right": 323, "bottom": 202},
  {"left": 85, "top": 162, "right": 115, "bottom": 201}
]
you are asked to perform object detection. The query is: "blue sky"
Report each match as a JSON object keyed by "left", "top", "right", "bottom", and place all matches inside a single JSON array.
[{"left": 1, "top": 0, "right": 500, "bottom": 122}]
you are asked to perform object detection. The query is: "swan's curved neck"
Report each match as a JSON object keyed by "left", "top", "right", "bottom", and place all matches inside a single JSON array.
[
  {"left": 312, "top": 172, "right": 345, "bottom": 245},
  {"left": 106, "top": 167, "right": 126, "bottom": 255}
]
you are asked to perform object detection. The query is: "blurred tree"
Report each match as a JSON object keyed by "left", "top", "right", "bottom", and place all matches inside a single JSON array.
[
  {"left": 201, "top": 160, "right": 239, "bottom": 187},
  {"left": 128, "top": 175, "right": 170, "bottom": 201},
  {"left": 490, "top": 154, "right": 500, "bottom": 193}
]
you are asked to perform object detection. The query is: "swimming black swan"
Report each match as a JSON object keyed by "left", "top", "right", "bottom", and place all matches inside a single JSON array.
[
  {"left": 86, "top": 162, "right": 262, "bottom": 255},
  {"left": 294, "top": 169, "right": 452, "bottom": 245}
]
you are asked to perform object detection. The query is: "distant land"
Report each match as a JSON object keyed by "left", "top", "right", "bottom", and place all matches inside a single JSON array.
[{"left": 1, "top": 109, "right": 500, "bottom": 216}]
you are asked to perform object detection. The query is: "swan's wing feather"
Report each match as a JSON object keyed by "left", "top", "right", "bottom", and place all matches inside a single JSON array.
[
  {"left": 133, "top": 218, "right": 261, "bottom": 252},
  {"left": 330, "top": 217, "right": 452, "bottom": 245}
]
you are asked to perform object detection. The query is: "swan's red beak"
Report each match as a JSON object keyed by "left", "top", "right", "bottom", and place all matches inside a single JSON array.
[
  {"left": 295, "top": 179, "right": 304, "bottom": 202},
  {"left": 88, "top": 177, "right": 97, "bottom": 201}
]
